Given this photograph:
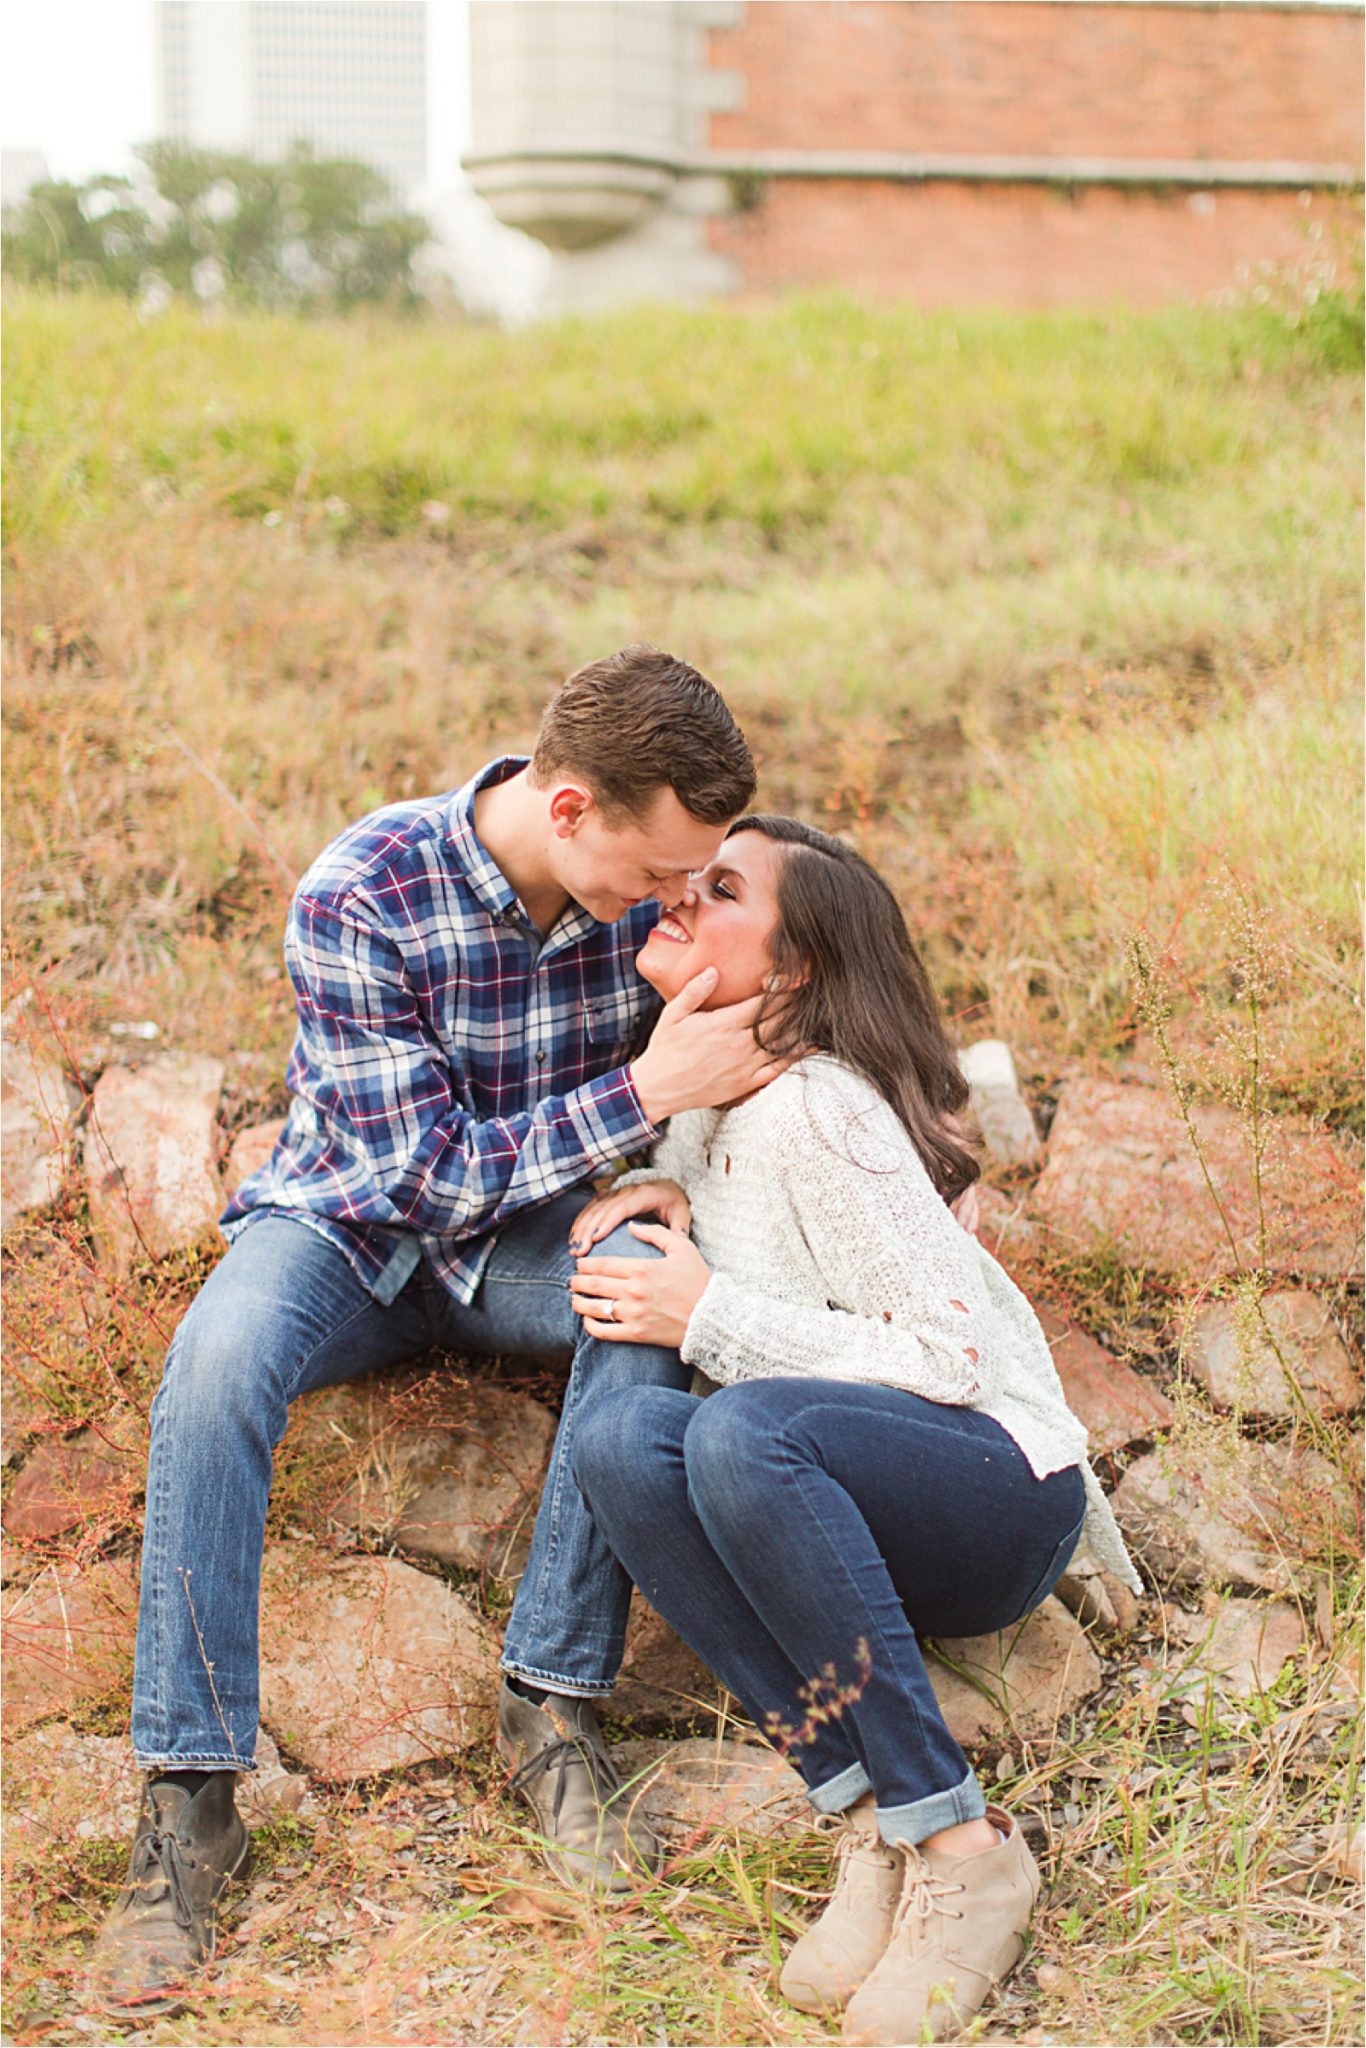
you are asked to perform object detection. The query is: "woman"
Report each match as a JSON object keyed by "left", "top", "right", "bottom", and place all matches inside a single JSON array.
[{"left": 565, "top": 817, "right": 1140, "bottom": 2047}]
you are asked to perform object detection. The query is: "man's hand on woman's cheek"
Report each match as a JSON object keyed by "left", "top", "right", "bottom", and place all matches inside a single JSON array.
[{"left": 568, "top": 1224, "right": 712, "bottom": 1347}]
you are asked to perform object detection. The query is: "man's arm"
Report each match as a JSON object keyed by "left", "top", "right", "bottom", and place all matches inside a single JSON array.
[{"left": 287, "top": 891, "right": 657, "bottom": 1241}]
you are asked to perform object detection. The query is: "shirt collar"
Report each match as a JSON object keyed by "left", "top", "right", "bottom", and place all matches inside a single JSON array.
[
  {"left": 446, "top": 754, "right": 657, "bottom": 953},
  {"left": 445, "top": 755, "right": 526, "bottom": 921}
]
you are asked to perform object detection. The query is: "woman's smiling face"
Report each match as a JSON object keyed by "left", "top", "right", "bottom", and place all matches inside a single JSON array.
[{"left": 635, "top": 828, "right": 789, "bottom": 1008}]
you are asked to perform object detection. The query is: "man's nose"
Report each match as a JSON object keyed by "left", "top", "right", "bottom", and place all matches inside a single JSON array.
[{"left": 653, "top": 874, "right": 697, "bottom": 911}]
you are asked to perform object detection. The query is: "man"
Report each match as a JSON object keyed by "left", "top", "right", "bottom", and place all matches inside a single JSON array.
[{"left": 91, "top": 647, "right": 773, "bottom": 2012}]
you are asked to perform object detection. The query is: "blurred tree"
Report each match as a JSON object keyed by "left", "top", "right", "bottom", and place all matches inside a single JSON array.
[
  {"left": 3, "top": 142, "right": 432, "bottom": 312},
  {"left": 1, "top": 174, "right": 154, "bottom": 296}
]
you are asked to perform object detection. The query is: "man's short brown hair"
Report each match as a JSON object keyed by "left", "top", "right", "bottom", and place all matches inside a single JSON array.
[{"left": 531, "top": 645, "right": 756, "bottom": 825}]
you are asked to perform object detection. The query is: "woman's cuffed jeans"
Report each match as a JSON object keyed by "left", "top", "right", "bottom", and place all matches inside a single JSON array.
[
  {"left": 572, "top": 1379, "right": 1085, "bottom": 1847},
  {"left": 131, "top": 1198, "right": 690, "bottom": 1772}
]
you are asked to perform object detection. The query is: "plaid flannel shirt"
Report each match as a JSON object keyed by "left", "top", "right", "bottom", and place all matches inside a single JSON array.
[{"left": 222, "top": 755, "right": 663, "bottom": 1303}]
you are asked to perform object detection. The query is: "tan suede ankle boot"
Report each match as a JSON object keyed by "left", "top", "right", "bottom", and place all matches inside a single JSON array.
[
  {"left": 780, "top": 1795, "right": 901, "bottom": 2015},
  {"left": 842, "top": 1806, "right": 1040, "bottom": 2045}
]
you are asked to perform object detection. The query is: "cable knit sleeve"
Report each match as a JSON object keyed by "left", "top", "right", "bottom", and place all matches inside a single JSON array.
[
  {"left": 680, "top": 1065, "right": 997, "bottom": 1406},
  {"left": 610, "top": 1111, "right": 709, "bottom": 1193}
]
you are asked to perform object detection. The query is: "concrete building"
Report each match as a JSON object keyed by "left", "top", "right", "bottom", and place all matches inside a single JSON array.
[
  {"left": 463, "top": 0, "right": 1364, "bottom": 311},
  {"left": 154, "top": 1, "right": 427, "bottom": 198}
]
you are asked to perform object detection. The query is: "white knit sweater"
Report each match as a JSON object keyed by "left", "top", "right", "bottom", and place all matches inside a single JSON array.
[{"left": 623, "top": 1055, "right": 1141, "bottom": 1593}]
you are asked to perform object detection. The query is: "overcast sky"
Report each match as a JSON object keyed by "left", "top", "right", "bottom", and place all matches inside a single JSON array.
[{"left": 0, "top": 0, "right": 471, "bottom": 189}]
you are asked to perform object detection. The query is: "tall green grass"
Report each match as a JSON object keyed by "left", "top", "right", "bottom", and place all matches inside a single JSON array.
[
  {"left": 3, "top": 285, "right": 1361, "bottom": 1107},
  {"left": 5, "top": 287, "right": 1358, "bottom": 549}
]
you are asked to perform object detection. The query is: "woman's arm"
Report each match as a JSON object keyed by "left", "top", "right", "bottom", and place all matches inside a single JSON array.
[{"left": 681, "top": 1070, "right": 999, "bottom": 1406}]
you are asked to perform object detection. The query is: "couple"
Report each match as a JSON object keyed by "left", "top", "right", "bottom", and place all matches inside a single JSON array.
[{"left": 91, "top": 646, "right": 1139, "bottom": 2043}]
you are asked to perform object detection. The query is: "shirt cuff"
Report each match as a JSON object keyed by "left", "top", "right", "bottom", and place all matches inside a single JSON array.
[{"left": 565, "top": 1064, "right": 660, "bottom": 1168}]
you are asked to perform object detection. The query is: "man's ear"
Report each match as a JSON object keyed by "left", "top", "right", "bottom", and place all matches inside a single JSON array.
[{"left": 547, "top": 783, "right": 594, "bottom": 839}]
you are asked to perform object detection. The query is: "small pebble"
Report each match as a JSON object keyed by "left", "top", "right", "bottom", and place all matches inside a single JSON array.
[{"left": 1036, "top": 1962, "right": 1079, "bottom": 1998}]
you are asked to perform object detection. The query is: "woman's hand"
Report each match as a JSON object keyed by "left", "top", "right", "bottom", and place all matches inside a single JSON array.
[
  {"left": 570, "top": 1222, "right": 712, "bottom": 1346},
  {"left": 568, "top": 1178, "right": 692, "bottom": 1254}
]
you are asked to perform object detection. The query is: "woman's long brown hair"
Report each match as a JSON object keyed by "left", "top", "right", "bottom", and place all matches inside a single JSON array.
[{"left": 728, "top": 815, "right": 980, "bottom": 1206}]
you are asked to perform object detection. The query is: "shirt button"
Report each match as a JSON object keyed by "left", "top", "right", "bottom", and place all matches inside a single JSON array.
[{"left": 535, "top": 1048, "right": 546, "bottom": 1065}]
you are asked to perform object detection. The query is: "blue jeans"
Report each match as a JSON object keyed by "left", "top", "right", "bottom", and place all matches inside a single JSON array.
[
  {"left": 572, "top": 1379, "right": 1086, "bottom": 1847},
  {"left": 131, "top": 1197, "right": 689, "bottom": 1771}
]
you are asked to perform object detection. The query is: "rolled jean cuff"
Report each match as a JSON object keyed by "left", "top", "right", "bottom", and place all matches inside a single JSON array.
[
  {"left": 134, "top": 1753, "right": 257, "bottom": 1774},
  {"left": 807, "top": 1760, "right": 874, "bottom": 1816},
  {"left": 499, "top": 1657, "right": 615, "bottom": 1699},
  {"left": 876, "top": 1768, "right": 985, "bottom": 1848}
]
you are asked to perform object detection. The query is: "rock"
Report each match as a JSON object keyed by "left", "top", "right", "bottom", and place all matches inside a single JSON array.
[
  {"left": 1112, "top": 1434, "right": 1359, "bottom": 1595},
  {"left": 612, "top": 1601, "right": 724, "bottom": 1727},
  {"left": 959, "top": 1041, "right": 1041, "bottom": 1169},
  {"left": 223, "top": 1117, "right": 287, "bottom": 1196},
  {"left": 611, "top": 1735, "right": 808, "bottom": 1837},
  {"left": 3, "top": 1411, "right": 143, "bottom": 1543},
  {"left": 1183, "top": 1290, "right": 1361, "bottom": 1421},
  {"left": 1159, "top": 1595, "right": 1305, "bottom": 1705},
  {"left": 3, "top": 1721, "right": 307, "bottom": 1839},
  {"left": 239, "top": 1728, "right": 314, "bottom": 1819},
  {"left": 2, "top": 1535, "right": 38, "bottom": 1587},
  {"left": 1030, "top": 1079, "right": 1362, "bottom": 1282},
  {"left": 1, "top": 1037, "right": 81, "bottom": 1230},
  {"left": 925, "top": 1597, "right": 1102, "bottom": 1747},
  {"left": 1, "top": 1557, "right": 138, "bottom": 1733},
  {"left": 1, "top": 1374, "right": 44, "bottom": 1470},
  {"left": 1037, "top": 1305, "right": 1174, "bottom": 1456},
  {"left": 325, "top": 1379, "right": 554, "bottom": 1577},
  {"left": 4, "top": 1724, "right": 143, "bottom": 1842},
  {"left": 83, "top": 1055, "right": 226, "bottom": 1275},
  {"left": 2, "top": 1229, "right": 113, "bottom": 1431},
  {"left": 1053, "top": 1563, "right": 1142, "bottom": 1632},
  {"left": 1323, "top": 1821, "right": 1365, "bottom": 1887},
  {"left": 972, "top": 1186, "right": 1041, "bottom": 1261},
  {"left": 259, "top": 1542, "right": 498, "bottom": 1780}
]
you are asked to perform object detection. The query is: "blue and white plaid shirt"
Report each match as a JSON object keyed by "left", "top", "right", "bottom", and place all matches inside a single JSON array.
[{"left": 223, "top": 756, "right": 663, "bottom": 1303}]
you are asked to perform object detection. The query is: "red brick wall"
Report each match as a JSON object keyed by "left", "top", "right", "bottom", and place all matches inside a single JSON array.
[
  {"left": 704, "top": 3, "right": 1364, "bottom": 304},
  {"left": 708, "top": 2, "right": 1363, "bottom": 164},
  {"left": 709, "top": 178, "right": 1351, "bottom": 307}
]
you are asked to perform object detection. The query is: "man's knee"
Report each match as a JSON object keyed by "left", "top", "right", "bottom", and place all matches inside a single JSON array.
[
  {"left": 683, "top": 1385, "right": 790, "bottom": 1525},
  {"left": 154, "top": 1278, "right": 306, "bottom": 1440},
  {"left": 573, "top": 1385, "right": 680, "bottom": 1495},
  {"left": 591, "top": 1220, "right": 667, "bottom": 1264},
  {"left": 156, "top": 1308, "right": 268, "bottom": 1429},
  {"left": 572, "top": 1386, "right": 693, "bottom": 1531},
  {"left": 570, "top": 1387, "right": 633, "bottom": 1505}
]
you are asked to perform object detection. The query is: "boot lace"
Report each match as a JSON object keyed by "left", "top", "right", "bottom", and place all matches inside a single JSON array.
[
  {"left": 126, "top": 1828, "right": 197, "bottom": 1930},
  {"left": 507, "top": 1734, "right": 624, "bottom": 1829},
  {"left": 892, "top": 1854, "right": 966, "bottom": 1936},
  {"left": 833, "top": 1824, "right": 893, "bottom": 1889}
]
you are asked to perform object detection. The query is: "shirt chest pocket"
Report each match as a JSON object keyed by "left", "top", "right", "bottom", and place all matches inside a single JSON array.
[{"left": 584, "top": 987, "right": 646, "bottom": 1060}]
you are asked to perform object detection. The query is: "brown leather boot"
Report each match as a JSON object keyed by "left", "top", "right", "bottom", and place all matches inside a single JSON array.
[
  {"left": 498, "top": 1681, "right": 660, "bottom": 1892},
  {"left": 842, "top": 1806, "right": 1040, "bottom": 2045},
  {"left": 87, "top": 1774, "right": 251, "bottom": 2016},
  {"left": 780, "top": 1795, "right": 901, "bottom": 2014}
]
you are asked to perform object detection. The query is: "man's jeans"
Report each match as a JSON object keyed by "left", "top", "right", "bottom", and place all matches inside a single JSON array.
[
  {"left": 573, "top": 1380, "right": 1086, "bottom": 1848},
  {"left": 131, "top": 1196, "right": 688, "bottom": 1772}
]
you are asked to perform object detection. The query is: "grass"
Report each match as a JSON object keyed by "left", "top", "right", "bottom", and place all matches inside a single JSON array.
[{"left": 1, "top": 282, "right": 1361, "bottom": 2043}]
